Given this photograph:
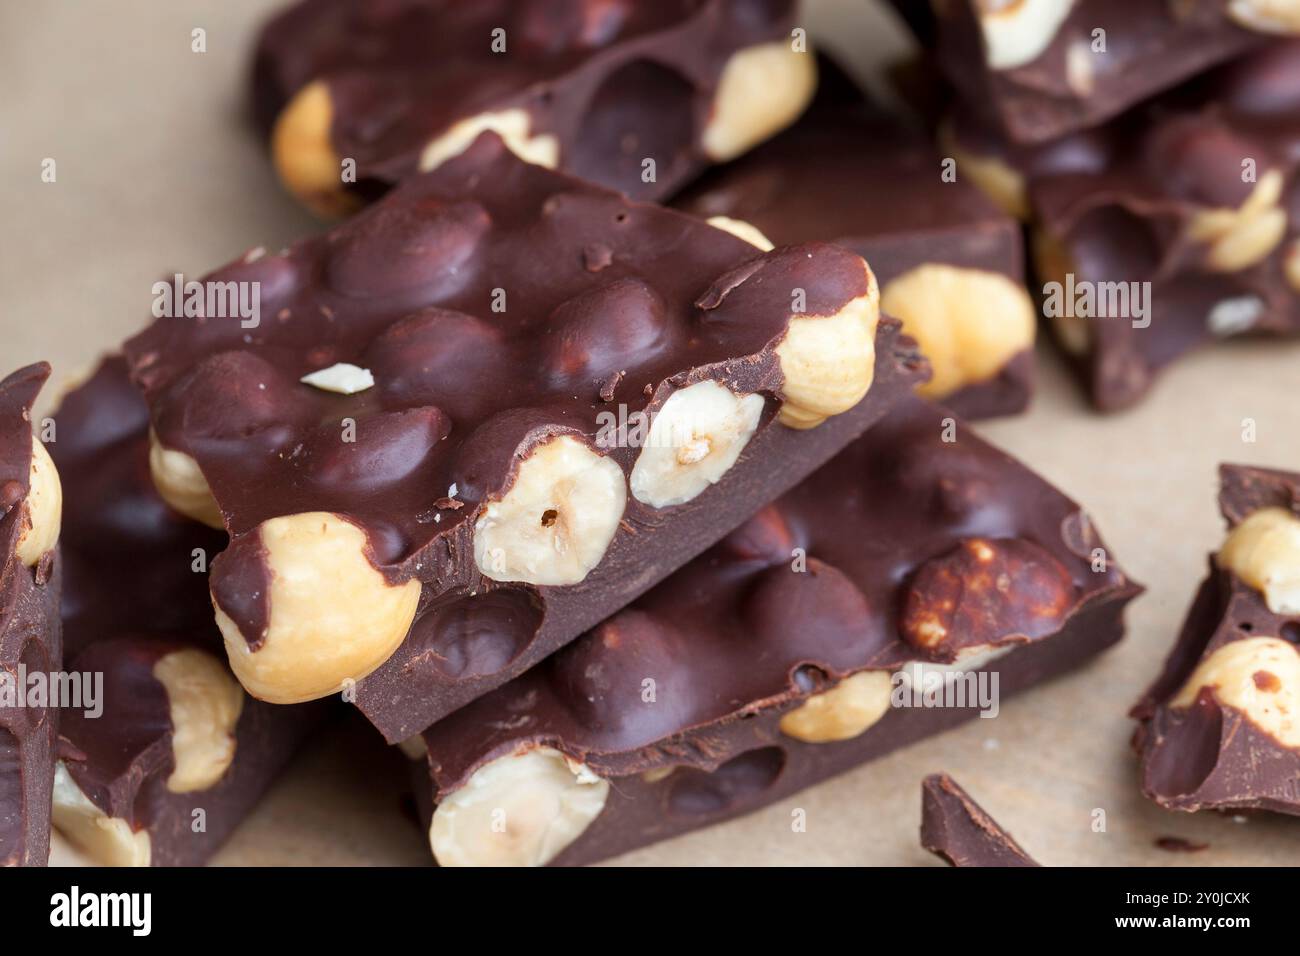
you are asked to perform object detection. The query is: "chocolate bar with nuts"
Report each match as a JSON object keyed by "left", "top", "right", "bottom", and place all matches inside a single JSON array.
[
  {"left": 674, "top": 59, "right": 1036, "bottom": 419},
  {"left": 0, "top": 364, "right": 63, "bottom": 867},
  {"left": 1133, "top": 463, "right": 1300, "bottom": 817},
  {"left": 254, "top": 0, "right": 815, "bottom": 217},
  {"left": 951, "top": 41, "right": 1300, "bottom": 410},
  {"left": 898, "top": 0, "right": 1276, "bottom": 145},
  {"left": 48, "top": 358, "right": 323, "bottom": 866},
  {"left": 410, "top": 397, "right": 1141, "bottom": 866},
  {"left": 121, "top": 132, "right": 926, "bottom": 740},
  {"left": 920, "top": 773, "right": 1039, "bottom": 866}
]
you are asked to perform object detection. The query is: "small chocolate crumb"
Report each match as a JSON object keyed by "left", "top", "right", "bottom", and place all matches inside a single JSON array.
[
  {"left": 583, "top": 243, "right": 613, "bottom": 272},
  {"left": 1154, "top": 836, "right": 1209, "bottom": 853},
  {"left": 598, "top": 370, "right": 624, "bottom": 402},
  {"left": 643, "top": 383, "right": 654, "bottom": 397},
  {"left": 434, "top": 497, "right": 464, "bottom": 511}
]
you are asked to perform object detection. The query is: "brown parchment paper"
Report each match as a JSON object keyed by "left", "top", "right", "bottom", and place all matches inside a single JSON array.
[{"left": 10, "top": 0, "right": 1300, "bottom": 867}]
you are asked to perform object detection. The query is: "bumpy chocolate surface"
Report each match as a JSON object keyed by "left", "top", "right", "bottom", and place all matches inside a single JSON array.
[
  {"left": 920, "top": 772, "right": 1039, "bottom": 867},
  {"left": 123, "top": 133, "right": 924, "bottom": 738},
  {"left": 956, "top": 41, "right": 1300, "bottom": 410},
  {"left": 1132, "top": 464, "right": 1300, "bottom": 816},
  {"left": 416, "top": 397, "right": 1140, "bottom": 865},
  {"left": 254, "top": 0, "right": 801, "bottom": 205},
  {"left": 51, "top": 358, "right": 323, "bottom": 867},
  {"left": 674, "top": 60, "right": 1032, "bottom": 419},
  {"left": 0, "top": 364, "right": 61, "bottom": 867},
  {"left": 909, "top": 0, "right": 1266, "bottom": 144}
]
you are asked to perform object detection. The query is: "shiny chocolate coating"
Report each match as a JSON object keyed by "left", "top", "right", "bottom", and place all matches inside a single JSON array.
[
  {"left": 0, "top": 364, "right": 61, "bottom": 867},
  {"left": 920, "top": 773, "right": 1039, "bottom": 867},
  {"left": 253, "top": 0, "right": 800, "bottom": 202},
  {"left": 50, "top": 358, "right": 324, "bottom": 867},
  {"left": 1132, "top": 464, "right": 1300, "bottom": 816},
  {"left": 123, "top": 133, "right": 925, "bottom": 738},
  {"left": 416, "top": 398, "right": 1141, "bottom": 865}
]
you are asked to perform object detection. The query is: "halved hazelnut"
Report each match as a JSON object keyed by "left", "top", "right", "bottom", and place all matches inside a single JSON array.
[
  {"left": 702, "top": 42, "right": 817, "bottom": 162},
  {"left": 1172, "top": 637, "right": 1300, "bottom": 748},
  {"left": 1218, "top": 506, "right": 1300, "bottom": 615},
  {"left": 778, "top": 670, "right": 893, "bottom": 743},
  {"left": 880, "top": 263, "right": 1035, "bottom": 399},
  {"left": 15, "top": 435, "right": 61, "bottom": 567},
  {"left": 212, "top": 512, "right": 421, "bottom": 704},
  {"left": 153, "top": 648, "right": 245, "bottom": 793},
  {"left": 51, "top": 763, "right": 151, "bottom": 867},
  {"left": 418, "top": 108, "right": 559, "bottom": 174},
  {"left": 473, "top": 435, "right": 627, "bottom": 586},
  {"left": 429, "top": 746, "right": 608, "bottom": 867},
  {"left": 706, "top": 216, "right": 775, "bottom": 251},
  {"left": 271, "top": 79, "right": 362, "bottom": 219},
  {"left": 775, "top": 258, "right": 880, "bottom": 429},
  {"left": 148, "top": 430, "right": 224, "bottom": 529},
  {"left": 1227, "top": 0, "right": 1300, "bottom": 34},
  {"left": 976, "top": 0, "right": 1076, "bottom": 71},
  {"left": 629, "top": 380, "right": 765, "bottom": 508}
]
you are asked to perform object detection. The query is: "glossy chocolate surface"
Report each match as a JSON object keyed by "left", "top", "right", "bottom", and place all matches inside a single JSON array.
[
  {"left": 674, "top": 61, "right": 1032, "bottom": 418},
  {"left": 417, "top": 398, "right": 1140, "bottom": 864},
  {"left": 0, "top": 363, "right": 61, "bottom": 867},
  {"left": 254, "top": 0, "right": 799, "bottom": 201},
  {"left": 51, "top": 358, "right": 323, "bottom": 866},
  {"left": 1132, "top": 464, "right": 1300, "bottom": 816},
  {"left": 920, "top": 772, "right": 1039, "bottom": 867}
]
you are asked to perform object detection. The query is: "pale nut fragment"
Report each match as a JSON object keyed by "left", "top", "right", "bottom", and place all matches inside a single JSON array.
[
  {"left": 702, "top": 42, "right": 817, "bottom": 162},
  {"left": 153, "top": 648, "right": 245, "bottom": 793},
  {"left": 429, "top": 747, "right": 609, "bottom": 867},
  {"left": 1218, "top": 506, "right": 1300, "bottom": 615},
  {"left": 976, "top": 0, "right": 1076, "bottom": 70},
  {"left": 778, "top": 670, "right": 893, "bottom": 743},
  {"left": 397, "top": 735, "right": 428, "bottom": 761},
  {"left": 418, "top": 108, "right": 559, "bottom": 174},
  {"left": 1031, "top": 230, "right": 1090, "bottom": 355},
  {"left": 1227, "top": 0, "right": 1300, "bottom": 34},
  {"left": 1172, "top": 637, "right": 1300, "bottom": 748},
  {"left": 148, "top": 430, "right": 224, "bottom": 529},
  {"left": 939, "top": 120, "right": 1030, "bottom": 220},
  {"left": 1284, "top": 240, "right": 1300, "bottom": 293},
  {"left": 271, "top": 80, "right": 362, "bottom": 219},
  {"left": 51, "top": 763, "right": 151, "bottom": 867},
  {"left": 630, "top": 381, "right": 765, "bottom": 509},
  {"left": 774, "top": 259, "right": 880, "bottom": 430},
  {"left": 213, "top": 512, "right": 421, "bottom": 704},
  {"left": 299, "top": 362, "right": 375, "bottom": 395},
  {"left": 880, "top": 263, "right": 1036, "bottom": 399},
  {"left": 473, "top": 435, "right": 627, "bottom": 586},
  {"left": 705, "top": 216, "right": 775, "bottom": 251},
  {"left": 15, "top": 435, "right": 62, "bottom": 567},
  {"left": 1189, "top": 170, "right": 1288, "bottom": 272}
]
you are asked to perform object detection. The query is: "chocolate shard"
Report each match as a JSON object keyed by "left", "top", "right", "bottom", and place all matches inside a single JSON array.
[{"left": 920, "top": 773, "right": 1039, "bottom": 867}]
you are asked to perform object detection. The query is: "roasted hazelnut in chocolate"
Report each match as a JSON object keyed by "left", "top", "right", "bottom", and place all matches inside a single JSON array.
[
  {"left": 949, "top": 41, "right": 1300, "bottom": 411},
  {"left": 122, "top": 132, "right": 925, "bottom": 736},
  {"left": 674, "top": 59, "right": 1036, "bottom": 419},
  {"left": 411, "top": 398, "right": 1141, "bottom": 866},
  {"left": 920, "top": 773, "right": 1039, "bottom": 867},
  {"left": 49, "top": 358, "right": 323, "bottom": 867},
  {"left": 1133, "top": 463, "right": 1300, "bottom": 817},
  {"left": 0, "top": 363, "right": 63, "bottom": 867},
  {"left": 900, "top": 0, "right": 1281, "bottom": 145},
  {"left": 255, "top": 0, "right": 816, "bottom": 216}
]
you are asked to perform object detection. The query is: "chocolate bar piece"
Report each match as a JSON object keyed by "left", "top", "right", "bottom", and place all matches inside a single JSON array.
[
  {"left": 0, "top": 364, "right": 62, "bottom": 867},
  {"left": 411, "top": 397, "right": 1141, "bottom": 866},
  {"left": 48, "top": 358, "right": 323, "bottom": 866},
  {"left": 951, "top": 41, "right": 1300, "bottom": 410},
  {"left": 122, "top": 133, "right": 925, "bottom": 740},
  {"left": 904, "top": 0, "right": 1276, "bottom": 144},
  {"left": 920, "top": 773, "right": 1039, "bottom": 866},
  {"left": 1133, "top": 463, "right": 1300, "bottom": 817},
  {"left": 255, "top": 0, "right": 815, "bottom": 216},
  {"left": 674, "top": 60, "right": 1036, "bottom": 419}
]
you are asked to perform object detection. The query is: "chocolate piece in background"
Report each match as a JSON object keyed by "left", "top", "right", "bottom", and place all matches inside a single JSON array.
[
  {"left": 0, "top": 363, "right": 62, "bottom": 867},
  {"left": 48, "top": 357, "right": 324, "bottom": 867},
  {"left": 673, "top": 58, "right": 1036, "bottom": 419},
  {"left": 123, "top": 132, "right": 926, "bottom": 739},
  {"left": 254, "top": 0, "right": 815, "bottom": 216},
  {"left": 950, "top": 40, "right": 1300, "bottom": 411},
  {"left": 920, "top": 772, "right": 1039, "bottom": 866},
  {"left": 893, "top": 0, "right": 1275, "bottom": 145},
  {"left": 413, "top": 397, "right": 1141, "bottom": 866},
  {"left": 1133, "top": 463, "right": 1300, "bottom": 817}
]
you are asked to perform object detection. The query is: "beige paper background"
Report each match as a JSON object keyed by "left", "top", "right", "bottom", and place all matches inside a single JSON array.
[{"left": 9, "top": 1, "right": 1299, "bottom": 866}]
